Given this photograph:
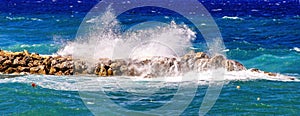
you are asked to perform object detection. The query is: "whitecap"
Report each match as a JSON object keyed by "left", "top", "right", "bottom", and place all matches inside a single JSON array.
[
  {"left": 30, "top": 18, "right": 43, "bottom": 21},
  {"left": 5, "top": 16, "right": 25, "bottom": 21},
  {"left": 20, "top": 44, "right": 31, "bottom": 48},
  {"left": 293, "top": 47, "right": 300, "bottom": 52},
  {"left": 200, "top": 23, "right": 206, "bottom": 26},
  {"left": 211, "top": 9, "right": 222, "bottom": 12},
  {"left": 222, "top": 49, "right": 229, "bottom": 52},
  {"left": 222, "top": 16, "right": 244, "bottom": 20}
]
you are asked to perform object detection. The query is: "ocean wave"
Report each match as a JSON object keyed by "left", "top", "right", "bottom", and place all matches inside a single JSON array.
[
  {"left": 5, "top": 16, "right": 43, "bottom": 21},
  {"left": 6, "top": 44, "right": 56, "bottom": 49},
  {"left": 251, "top": 9, "right": 259, "bottom": 12},
  {"left": 293, "top": 47, "right": 300, "bottom": 52},
  {"left": 222, "top": 16, "right": 244, "bottom": 20},
  {"left": 211, "top": 9, "right": 222, "bottom": 12},
  {"left": 3, "top": 44, "right": 60, "bottom": 55}
]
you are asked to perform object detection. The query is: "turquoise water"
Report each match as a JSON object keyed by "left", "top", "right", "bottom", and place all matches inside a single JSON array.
[
  {"left": 0, "top": 0, "right": 300, "bottom": 115},
  {"left": 1, "top": 77, "right": 299, "bottom": 115}
]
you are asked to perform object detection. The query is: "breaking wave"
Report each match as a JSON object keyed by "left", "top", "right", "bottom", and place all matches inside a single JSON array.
[
  {"left": 57, "top": 6, "right": 196, "bottom": 63},
  {"left": 0, "top": 70, "right": 298, "bottom": 91},
  {"left": 222, "top": 16, "right": 244, "bottom": 20}
]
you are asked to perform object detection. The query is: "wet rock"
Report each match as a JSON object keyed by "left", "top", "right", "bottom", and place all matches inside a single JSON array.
[
  {"left": 5, "top": 67, "right": 16, "bottom": 74},
  {"left": 120, "top": 65, "right": 128, "bottom": 74},
  {"left": 264, "top": 71, "right": 277, "bottom": 77},
  {"left": 3, "top": 60, "right": 12, "bottom": 66},
  {"left": 22, "top": 56, "right": 31, "bottom": 64},
  {"left": 144, "top": 73, "right": 155, "bottom": 78},
  {"left": 99, "top": 64, "right": 107, "bottom": 76},
  {"left": 13, "top": 57, "right": 21, "bottom": 65},
  {"left": 128, "top": 68, "right": 135, "bottom": 76},
  {"left": 10, "top": 52, "right": 23, "bottom": 57},
  {"left": 233, "top": 60, "right": 246, "bottom": 71},
  {"left": 51, "top": 59, "right": 58, "bottom": 66},
  {"left": 12, "top": 72, "right": 20, "bottom": 75},
  {"left": 24, "top": 50, "right": 30, "bottom": 56},
  {"left": 225, "top": 60, "right": 235, "bottom": 71},
  {"left": 107, "top": 68, "right": 113, "bottom": 76},
  {"left": 38, "top": 65, "right": 46, "bottom": 75},
  {"left": 33, "top": 60, "right": 40, "bottom": 66},
  {"left": 210, "top": 55, "right": 226, "bottom": 69},
  {"left": 182, "top": 51, "right": 195, "bottom": 62},
  {"left": 30, "top": 67, "right": 39, "bottom": 74},
  {"left": 194, "top": 52, "right": 209, "bottom": 59},
  {"left": 17, "top": 66, "right": 29, "bottom": 72},
  {"left": 64, "top": 69, "right": 72, "bottom": 75},
  {"left": 27, "top": 62, "right": 34, "bottom": 67},
  {"left": 0, "top": 65, "right": 8, "bottom": 72},
  {"left": 19, "top": 59, "right": 26, "bottom": 66},
  {"left": 49, "top": 67, "right": 56, "bottom": 75},
  {"left": 58, "top": 57, "right": 67, "bottom": 63},
  {"left": 56, "top": 71, "right": 63, "bottom": 76},
  {"left": 30, "top": 54, "right": 41, "bottom": 60},
  {"left": 250, "top": 68, "right": 260, "bottom": 73},
  {"left": 0, "top": 56, "right": 7, "bottom": 64},
  {"left": 19, "top": 72, "right": 29, "bottom": 75}
]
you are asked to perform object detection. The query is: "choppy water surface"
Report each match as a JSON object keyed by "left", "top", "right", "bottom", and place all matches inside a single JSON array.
[{"left": 0, "top": 0, "right": 299, "bottom": 115}]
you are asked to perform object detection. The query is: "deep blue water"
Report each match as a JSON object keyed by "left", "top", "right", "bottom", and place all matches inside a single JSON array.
[{"left": 0, "top": 0, "right": 300, "bottom": 115}]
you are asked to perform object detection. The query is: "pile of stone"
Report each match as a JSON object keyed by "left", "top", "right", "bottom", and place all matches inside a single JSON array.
[
  {"left": 1, "top": 50, "right": 282, "bottom": 78},
  {"left": 92, "top": 51, "right": 246, "bottom": 78},
  {"left": 0, "top": 50, "right": 73, "bottom": 76}
]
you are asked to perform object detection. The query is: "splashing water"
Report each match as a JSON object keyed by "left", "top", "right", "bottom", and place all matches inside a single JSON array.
[{"left": 57, "top": 6, "right": 196, "bottom": 65}]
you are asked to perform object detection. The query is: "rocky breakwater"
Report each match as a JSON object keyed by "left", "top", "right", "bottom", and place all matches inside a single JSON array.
[
  {"left": 93, "top": 51, "right": 246, "bottom": 78},
  {"left": 0, "top": 50, "right": 73, "bottom": 76},
  {"left": 0, "top": 50, "right": 294, "bottom": 80}
]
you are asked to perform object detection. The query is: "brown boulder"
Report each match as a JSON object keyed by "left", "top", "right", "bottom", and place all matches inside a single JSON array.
[
  {"left": 49, "top": 67, "right": 56, "bottom": 75},
  {"left": 23, "top": 50, "right": 30, "bottom": 56},
  {"left": 5, "top": 67, "right": 16, "bottom": 74},
  {"left": 0, "top": 56, "right": 7, "bottom": 64},
  {"left": 195, "top": 52, "right": 209, "bottom": 59},
  {"left": 107, "top": 68, "right": 113, "bottom": 76},
  {"left": 3, "top": 60, "right": 12, "bottom": 66},
  {"left": 250, "top": 68, "right": 260, "bottom": 72},
  {"left": 17, "top": 66, "right": 30, "bottom": 72},
  {"left": 30, "top": 67, "right": 39, "bottom": 74},
  {"left": 210, "top": 55, "right": 226, "bottom": 69},
  {"left": 30, "top": 54, "right": 41, "bottom": 60},
  {"left": 56, "top": 71, "right": 63, "bottom": 76},
  {"left": 0, "top": 65, "right": 8, "bottom": 72}
]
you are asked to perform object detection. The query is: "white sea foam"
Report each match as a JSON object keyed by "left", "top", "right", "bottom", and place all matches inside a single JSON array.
[
  {"left": 293, "top": 47, "right": 300, "bottom": 52},
  {"left": 251, "top": 9, "right": 259, "bottom": 12},
  {"left": 211, "top": 9, "right": 222, "bottom": 12},
  {"left": 0, "top": 70, "right": 298, "bottom": 91},
  {"left": 222, "top": 16, "right": 244, "bottom": 20},
  {"left": 5, "top": 16, "right": 43, "bottom": 21}
]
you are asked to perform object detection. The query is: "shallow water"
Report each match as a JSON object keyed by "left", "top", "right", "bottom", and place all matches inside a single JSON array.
[{"left": 0, "top": 75, "right": 299, "bottom": 115}]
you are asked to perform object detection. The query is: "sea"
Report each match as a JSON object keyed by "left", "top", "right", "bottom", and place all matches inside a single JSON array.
[{"left": 0, "top": 0, "right": 299, "bottom": 115}]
